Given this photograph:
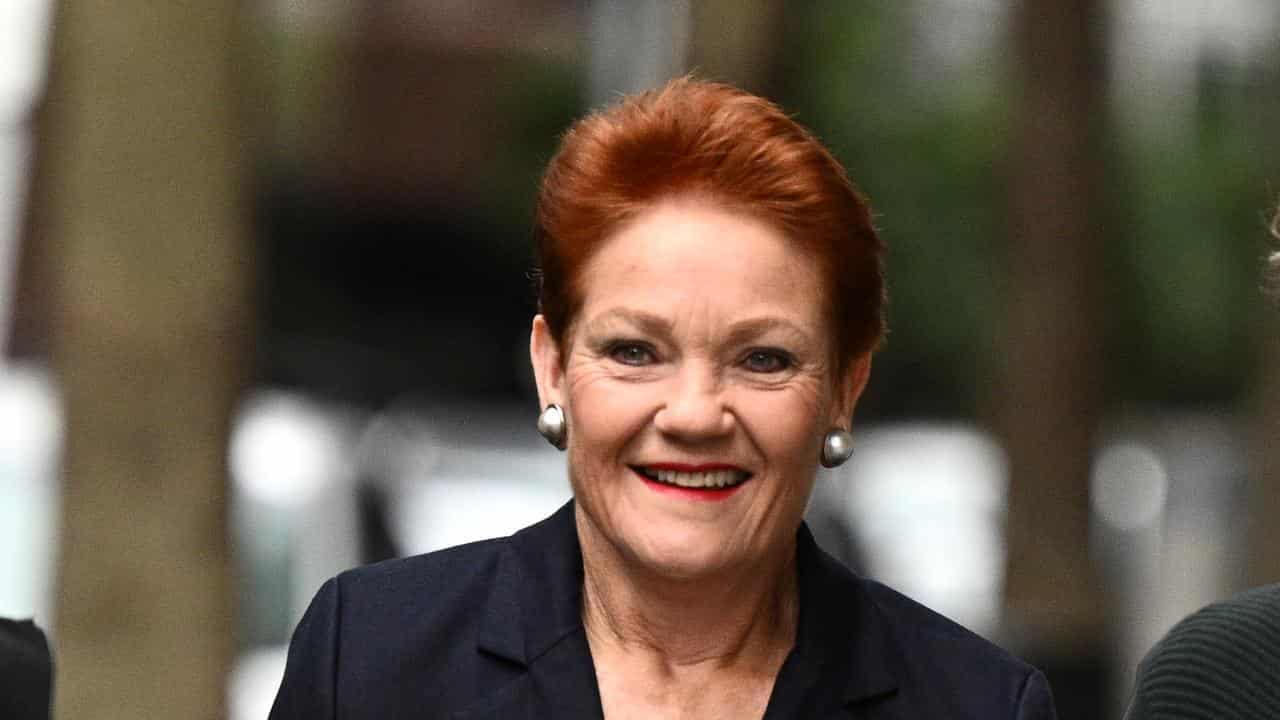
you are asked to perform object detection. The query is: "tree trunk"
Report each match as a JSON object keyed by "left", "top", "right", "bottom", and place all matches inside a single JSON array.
[
  {"left": 688, "top": 0, "right": 787, "bottom": 96},
  {"left": 1249, "top": 311, "right": 1280, "bottom": 586},
  {"left": 45, "top": 3, "right": 251, "bottom": 719},
  {"left": 996, "top": 0, "right": 1109, "bottom": 711}
]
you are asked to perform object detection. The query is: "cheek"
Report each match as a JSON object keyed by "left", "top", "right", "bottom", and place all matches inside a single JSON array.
[
  {"left": 738, "top": 383, "right": 829, "bottom": 464},
  {"left": 564, "top": 366, "right": 652, "bottom": 459}
]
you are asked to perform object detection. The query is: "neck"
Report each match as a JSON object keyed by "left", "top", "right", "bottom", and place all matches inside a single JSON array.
[{"left": 576, "top": 508, "right": 800, "bottom": 671}]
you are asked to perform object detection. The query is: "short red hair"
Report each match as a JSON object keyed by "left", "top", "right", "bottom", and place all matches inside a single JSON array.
[{"left": 533, "top": 77, "right": 886, "bottom": 366}]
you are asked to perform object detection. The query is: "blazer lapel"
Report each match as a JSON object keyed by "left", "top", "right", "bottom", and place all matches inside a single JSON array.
[
  {"left": 762, "top": 525, "right": 903, "bottom": 719},
  {"left": 453, "top": 502, "right": 604, "bottom": 720},
  {"left": 456, "top": 508, "right": 903, "bottom": 720}
]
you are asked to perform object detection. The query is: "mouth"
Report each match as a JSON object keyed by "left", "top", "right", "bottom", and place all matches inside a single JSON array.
[{"left": 629, "top": 463, "right": 752, "bottom": 497}]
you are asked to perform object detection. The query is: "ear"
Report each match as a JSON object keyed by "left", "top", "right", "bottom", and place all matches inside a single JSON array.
[
  {"left": 529, "top": 314, "right": 566, "bottom": 410},
  {"left": 829, "top": 352, "right": 872, "bottom": 428}
]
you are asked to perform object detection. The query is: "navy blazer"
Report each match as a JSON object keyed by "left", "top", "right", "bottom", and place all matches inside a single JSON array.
[
  {"left": 0, "top": 618, "right": 53, "bottom": 720},
  {"left": 270, "top": 501, "right": 1056, "bottom": 719}
]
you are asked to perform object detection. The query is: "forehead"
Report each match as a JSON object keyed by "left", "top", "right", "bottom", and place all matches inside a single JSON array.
[{"left": 577, "top": 198, "right": 825, "bottom": 329}]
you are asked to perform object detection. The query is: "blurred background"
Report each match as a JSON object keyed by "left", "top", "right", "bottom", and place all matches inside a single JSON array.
[{"left": 1, "top": 1, "right": 1278, "bottom": 718}]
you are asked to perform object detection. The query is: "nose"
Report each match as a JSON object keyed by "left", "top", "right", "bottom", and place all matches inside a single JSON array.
[{"left": 652, "top": 363, "right": 734, "bottom": 441}]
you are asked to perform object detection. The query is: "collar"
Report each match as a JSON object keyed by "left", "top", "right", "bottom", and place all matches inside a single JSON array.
[
  {"left": 476, "top": 501, "right": 585, "bottom": 665},
  {"left": 475, "top": 500, "right": 903, "bottom": 707},
  {"left": 787, "top": 522, "right": 903, "bottom": 706}
]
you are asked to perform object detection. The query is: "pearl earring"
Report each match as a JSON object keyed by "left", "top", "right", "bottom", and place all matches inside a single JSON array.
[
  {"left": 820, "top": 428, "right": 854, "bottom": 468},
  {"left": 536, "top": 404, "right": 567, "bottom": 450}
]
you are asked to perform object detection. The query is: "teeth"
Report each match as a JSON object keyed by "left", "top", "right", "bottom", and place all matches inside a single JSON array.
[{"left": 649, "top": 468, "right": 746, "bottom": 489}]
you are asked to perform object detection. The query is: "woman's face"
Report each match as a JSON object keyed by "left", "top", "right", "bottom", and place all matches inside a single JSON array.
[{"left": 531, "top": 197, "right": 870, "bottom": 579}]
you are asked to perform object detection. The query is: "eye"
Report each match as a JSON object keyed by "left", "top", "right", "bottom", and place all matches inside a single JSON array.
[
  {"left": 608, "top": 342, "right": 656, "bottom": 366},
  {"left": 741, "top": 349, "right": 792, "bottom": 373}
]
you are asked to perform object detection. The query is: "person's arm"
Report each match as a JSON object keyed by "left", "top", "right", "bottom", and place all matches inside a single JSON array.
[
  {"left": 269, "top": 578, "right": 341, "bottom": 720},
  {"left": 1015, "top": 669, "right": 1058, "bottom": 720}
]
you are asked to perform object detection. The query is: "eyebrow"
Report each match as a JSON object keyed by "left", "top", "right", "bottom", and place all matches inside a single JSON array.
[
  {"left": 723, "top": 316, "right": 814, "bottom": 347},
  {"left": 585, "top": 308, "right": 814, "bottom": 346},
  {"left": 584, "top": 308, "right": 673, "bottom": 337}
]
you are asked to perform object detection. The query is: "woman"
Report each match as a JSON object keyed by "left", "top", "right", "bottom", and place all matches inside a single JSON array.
[{"left": 270, "top": 77, "right": 1057, "bottom": 719}]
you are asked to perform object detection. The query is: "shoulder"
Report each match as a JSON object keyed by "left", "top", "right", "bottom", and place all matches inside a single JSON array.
[
  {"left": 860, "top": 577, "right": 1024, "bottom": 667},
  {"left": 0, "top": 619, "right": 53, "bottom": 719},
  {"left": 1140, "top": 581, "right": 1280, "bottom": 667},
  {"left": 324, "top": 535, "right": 518, "bottom": 663},
  {"left": 1189, "top": 581, "right": 1280, "bottom": 624},
  {"left": 796, "top": 529, "right": 1055, "bottom": 718},
  {"left": 796, "top": 530, "right": 1054, "bottom": 718},
  {"left": 334, "top": 535, "right": 511, "bottom": 609},
  {"left": 1165, "top": 582, "right": 1280, "bottom": 647},
  {"left": 1128, "top": 583, "right": 1280, "bottom": 719},
  {"left": 270, "top": 536, "right": 520, "bottom": 720},
  {"left": 858, "top": 575, "right": 1055, "bottom": 719}
]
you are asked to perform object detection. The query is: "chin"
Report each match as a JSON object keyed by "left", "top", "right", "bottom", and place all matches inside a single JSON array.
[{"left": 622, "top": 516, "right": 747, "bottom": 580}]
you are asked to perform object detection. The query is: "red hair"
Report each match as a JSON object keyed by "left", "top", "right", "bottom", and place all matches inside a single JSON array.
[{"left": 533, "top": 77, "right": 886, "bottom": 366}]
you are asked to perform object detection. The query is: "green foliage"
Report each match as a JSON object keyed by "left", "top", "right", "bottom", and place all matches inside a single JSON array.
[
  {"left": 783, "top": 1, "right": 1010, "bottom": 418},
  {"left": 484, "top": 56, "right": 583, "bottom": 255},
  {"left": 783, "top": 1, "right": 1278, "bottom": 416},
  {"left": 1106, "top": 59, "right": 1279, "bottom": 405}
]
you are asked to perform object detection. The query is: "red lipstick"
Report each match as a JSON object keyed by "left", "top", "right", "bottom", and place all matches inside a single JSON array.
[{"left": 629, "top": 463, "right": 751, "bottom": 502}]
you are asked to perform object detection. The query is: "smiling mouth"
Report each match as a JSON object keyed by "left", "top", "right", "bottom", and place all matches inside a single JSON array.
[{"left": 631, "top": 465, "right": 752, "bottom": 490}]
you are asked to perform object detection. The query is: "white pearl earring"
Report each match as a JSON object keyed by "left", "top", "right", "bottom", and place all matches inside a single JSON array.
[
  {"left": 820, "top": 428, "right": 854, "bottom": 468},
  {"left": 536, "top": 404, "right": 567, "bottom": 450}
]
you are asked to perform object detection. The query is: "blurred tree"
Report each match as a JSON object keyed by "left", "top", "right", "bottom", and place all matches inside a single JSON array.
[
  {"left": 781, "top": 0, "right": 1010, "bottom": 421},
  {"left": 1253, "top": 52, "right": 1280, "bottom": 587},
  {"left": 779, "top": 4, "right": 1275, "bottom": 683},
  {"left": 254, "top": 1, "right": 581, "bottom": 406},
  {"left": 997, "top": 0, "right": 1109, "bottom": 714},
  {"left": 1250, "top": 178, "right": 1280, "bottom": 586},
  {"left": 43, "top": 3, "right": 251, "bottom": 719},
  {"left": 1104, "top": 45, "right": 1280, "bottom": 592},
  {"left": 1106, "top": 57, "right": 1275, "bottom": 407},
  {"left": 689, "top": 0, "right": 787, "bottom": 95},
  {"left": 1253, "top": 309, "right": 1280, "bottom": 586}
]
